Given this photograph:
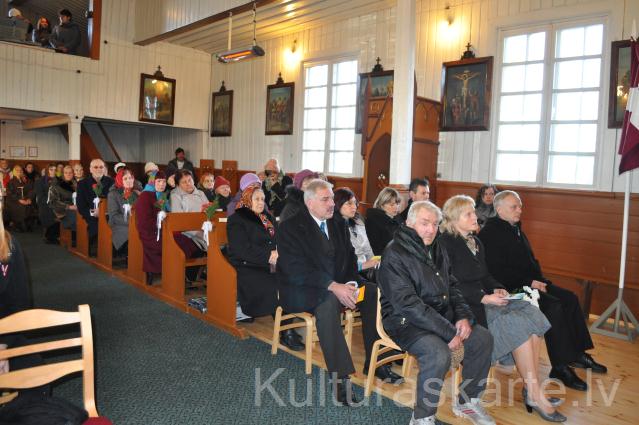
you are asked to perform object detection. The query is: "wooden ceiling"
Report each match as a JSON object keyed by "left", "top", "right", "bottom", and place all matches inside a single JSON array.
[{"left": 152, "top": 0, "right": 395, "bottom": 54}]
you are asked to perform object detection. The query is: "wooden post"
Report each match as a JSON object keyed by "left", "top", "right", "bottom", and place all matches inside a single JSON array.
[
  {"left": 59, "top": 226, "right": 72, "bottom": 249},
  {"left": 73, "top": 211, "right": 90, "bottom": 258}
]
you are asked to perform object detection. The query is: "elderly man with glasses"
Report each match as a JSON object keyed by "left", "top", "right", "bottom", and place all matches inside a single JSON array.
[{"left": 76, "top": 159, "right": 114, "bottom": 256}]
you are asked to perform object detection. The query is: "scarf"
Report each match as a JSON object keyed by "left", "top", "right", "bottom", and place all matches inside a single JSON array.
[
  {"left": 237, "top": 185, "right": 275, "bottom": 237},
  {"left": 465, "top": 234, "right": 478, "bottom": 255},
  {"left": 115, "top": 169, "right": 137, "bottom": 204}
]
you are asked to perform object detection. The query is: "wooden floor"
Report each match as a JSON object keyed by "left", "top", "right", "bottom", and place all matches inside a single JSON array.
[{"left": 239, "top": 316, "right": 638, "bottom": 424}]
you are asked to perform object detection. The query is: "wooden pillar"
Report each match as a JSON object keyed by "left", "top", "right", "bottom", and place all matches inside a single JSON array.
[
  {"left": 389, "top": 0, "right": 416, "bottom": 189},
  {"left": 68, "top": 115, "right": 83, "bottom": 162}
]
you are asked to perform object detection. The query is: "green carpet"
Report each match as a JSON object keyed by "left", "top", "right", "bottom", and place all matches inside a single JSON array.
[{"left": 17, "top": 232, "right": 412, "bottom": 424}]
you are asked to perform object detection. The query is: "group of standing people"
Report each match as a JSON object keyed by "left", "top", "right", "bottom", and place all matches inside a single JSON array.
[{"left": 7, "top": 8, "right": 82, "bottom": 55}]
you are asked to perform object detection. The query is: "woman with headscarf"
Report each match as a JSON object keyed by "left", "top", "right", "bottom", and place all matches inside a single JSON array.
[
  {"left": 108, "top": 167, "right": 140, "bottom": 260},
  {"left": 227, "top": 185, "right": 303, "bottom": 350},
  {"left": 5, "top": 165, "right": 35, "bottom": 232},
  {"left": 136, "top": 171, "right": 169, "bottom": 285},
  {"left": 48, "top": 165, "right": 77, "bottom": 232}
]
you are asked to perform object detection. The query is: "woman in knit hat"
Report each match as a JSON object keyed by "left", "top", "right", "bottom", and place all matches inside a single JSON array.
[
  {"left": 213, "top": 175, "right": 232, "bottom": 211},
  {"left": 279, "top": 169, "right": 319, "bottom": 223},
  {"left": 226, "top": 173, "right": 262, "bottom": 217}
]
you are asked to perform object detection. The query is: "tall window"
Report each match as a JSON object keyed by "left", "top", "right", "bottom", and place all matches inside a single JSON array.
[
  {"left": 494, "top": 21, "right": 604, "bottom": 187},
  {"left": 302, "top": 59, "right": 358, "bottom": 175}
]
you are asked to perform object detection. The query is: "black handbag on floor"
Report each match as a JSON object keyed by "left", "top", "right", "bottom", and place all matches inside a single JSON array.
[{"left": 0, "top": 393, "right": 88, "bottom": 425}]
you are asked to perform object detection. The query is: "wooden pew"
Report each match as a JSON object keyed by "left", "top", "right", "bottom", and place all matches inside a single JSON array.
[
  {"left": 59, "top": 225, "right": 72, "bottom": 249},
  {"left": 122, "top": 209, "right": 145, "bottom": 288},
  {"left": 158, "top": 212, "right": 208, "bottom": 308},
  {"left": 96, "top": 200, "right": 113, "bottom": 272},
  {"left": 204, "top": 217, "right": 247, "bottom": 339},
  {"left": 71, "top": 211, "right": 90, "bottom": 258}
]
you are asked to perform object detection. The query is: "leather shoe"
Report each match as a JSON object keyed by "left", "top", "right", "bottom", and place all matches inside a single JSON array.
[
  {"left": 549, "top": 366, "right": 587, "bottom": 391},
  {"left": 334, "top": 378, "right": 361, "bottom": 406},
  {"left": 370, "top": 364, "right": 404, "bottom": 385},
  {"left": 570, "top": 353, "right": 607, "bottom": 374},
  {"left": 280, "top": 329, "right": 304, "bottom": 351}
]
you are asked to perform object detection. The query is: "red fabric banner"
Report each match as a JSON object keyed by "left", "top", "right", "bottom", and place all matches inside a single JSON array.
[{"left": 619, "top": 40, "right": 639, "bottom": 174}]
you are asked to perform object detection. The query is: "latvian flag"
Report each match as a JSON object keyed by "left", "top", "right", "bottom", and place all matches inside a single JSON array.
[{"left": 619, "top": 39, "right": 639, "bottom": 174}]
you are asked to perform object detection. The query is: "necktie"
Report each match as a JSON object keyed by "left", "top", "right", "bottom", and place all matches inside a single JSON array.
[{"left": 320, "top": 221, "right": 329, "bottom": 239}]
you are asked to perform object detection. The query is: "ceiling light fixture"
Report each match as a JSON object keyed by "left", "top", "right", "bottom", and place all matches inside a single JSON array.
[{"left": 216, "top": 3, "right": 265, "bottom": 63}]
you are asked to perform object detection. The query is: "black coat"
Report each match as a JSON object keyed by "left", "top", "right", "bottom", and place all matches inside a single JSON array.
[
  {"left": 262, "top": 175, "right": 293, "bottom": 217},
  {"left": 76, "top": 175, "right": 114, "bottom": 237},
  {"left": 276, "top": 207, "right": 360, "bottom": 313},
  {"left": 438, "top": 232, "right": 505, "bottom": 328},
  {"left": 279, "top": 185, "right": 304, "bottom": 223},
  {"left": 166, "top": 158, "right": 195, "bottom": 177},
  {"left": 478, "top": 216, "right": 548, "bottom": 292},
  {"left": 227, "top": 207, "right": 278, "bottom": 317},
  {"left": 377, "top": 226, "right": 473, "bottom": 349},
  {"left": 365, "top": 207, "right": 401, "bottom": 255},
  {"left": 0, "top": 237, "right": 31, "bottom": 320},
  {"left": 34, "top": 177, "right": 56, "bottom": 227}
]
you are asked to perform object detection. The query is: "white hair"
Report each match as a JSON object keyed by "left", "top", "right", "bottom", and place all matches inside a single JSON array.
[
  {"left": 406, "top": 200, "right": 442, "bottom": 225},
  {"left": 493, "top": 190, "right": 521, "bottom": 210},
  {"left": 303, "top": 179, "right": 333, "bottom": 202}
]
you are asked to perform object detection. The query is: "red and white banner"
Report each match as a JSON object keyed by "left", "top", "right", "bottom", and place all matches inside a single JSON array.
[{"left": 619, "top": 40, "right": 639, "bottom": 174}]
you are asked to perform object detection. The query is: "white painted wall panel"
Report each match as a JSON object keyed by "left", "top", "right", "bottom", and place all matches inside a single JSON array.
[
  {"left": 0, "top": 0, "right": 212, "bottom": 131},
  {"left": 0, "top": 121, "right": 68, "bottom": 161},
  {"left": 142, "top": 126, "right": 205, "bottom": 166},
  {"left": 84, "top": 122, "right": 142, "bottom": 163}
]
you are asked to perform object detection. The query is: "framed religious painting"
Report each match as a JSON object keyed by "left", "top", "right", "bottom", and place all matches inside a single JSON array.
[
  {"left": 265, "top": 74, "right": 294, "bottom": 135},
  {"left": 211, "top": 82, "right": 233, "bottom": 137},
  {"left": 608, "top": 40, "right": 632, "bottom": 128},
  {"left": 139, "top": 67, "right": 176, "bottom": 125},
  {"left": 355, "top": 70, "right": 394, "bottom": 133},
  {"left": 440, "top": 56, "right": 493, "bottom": 131}
]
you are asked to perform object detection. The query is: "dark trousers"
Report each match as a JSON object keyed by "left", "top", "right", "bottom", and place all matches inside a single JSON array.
[
  {"left": 44, "top": 222, "right": 59, "bottom": 242},
  {"left": 539, "top": 283, "right": 594, "bottom": 367},
  {"left": 407, "top": 325, "right": 493, "bottom": 419},
  {"left": 311, "top": 283, "right": 377, "bottom": 378}
]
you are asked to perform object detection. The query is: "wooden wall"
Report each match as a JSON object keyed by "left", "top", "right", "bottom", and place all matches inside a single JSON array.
[
  {"left": 0, "top": 121, "right": 68, "bottom": 161},
  {"left": 435, "top": 180, "right": 639, "bottom": 316}
]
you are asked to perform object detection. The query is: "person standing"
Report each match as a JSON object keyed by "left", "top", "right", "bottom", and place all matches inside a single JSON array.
[{"left": 49, "top": 9, "right": 81, "bottom": 55}]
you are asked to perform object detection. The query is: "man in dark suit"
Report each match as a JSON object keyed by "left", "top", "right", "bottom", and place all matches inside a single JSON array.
[
  {"left": 399, "top": 177, "right": 430, "bottom": 223},
  {"left": 277, "top": 179, "right": 383, "bottom": 406},
  {"left": 76, "top": 158, "right": 114, "bottom": 256},
  {"left": 479, "top": 190, "right": 606, "bottom": 391}
]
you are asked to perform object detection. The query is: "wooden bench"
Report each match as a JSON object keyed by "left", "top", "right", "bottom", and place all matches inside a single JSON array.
[
  {"left": 96, "top": 200, "right": 113, "bottom": 272},
  {"left": 71, "top": 210, "right": 90, "bottom": 258},
  {"left": 122, "top": 209, "right": 145, "bottom": 288},
  {"left": 59, "top": 225, "right": 72, "bottom": 249},
  {"left": 158, "top": 212, "right": 208, "bottom": 308},
  {"left": 203, "top": 217, "right": 247, "bottom": 339}
]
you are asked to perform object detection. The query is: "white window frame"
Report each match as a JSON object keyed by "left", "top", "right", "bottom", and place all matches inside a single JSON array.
[
  {"left": 299, "top": 56, "right": 361, "bottom": 177},
  {"left": 491, "top": 17, "right": 607, "bottom": 189}
]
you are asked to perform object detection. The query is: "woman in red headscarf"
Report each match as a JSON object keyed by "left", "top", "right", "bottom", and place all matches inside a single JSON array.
[{"left": 107, "top": 167, "right": 140, "bottom": 261}]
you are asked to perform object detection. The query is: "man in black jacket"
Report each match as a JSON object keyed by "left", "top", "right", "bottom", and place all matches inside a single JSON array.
[
  {"left": 479, "top": 190, "right": 606, "bottom": 391},
  {"left": 166, "top": 148, "right": 195, "bottom": 178},
  {"left": 49, "top": 9, "right": 81, "bottom": 55},
  {"left": 378, "top": 201, "right": 494, "bottom": 425},
  {"left": 76, "top": 159, "right": 114, "bottom": 256},
  {"left": 399, "top": 177, "right": 431, "bottom": 223},
  {"left": 277, "top": 179, "right": 387, "bottom": 406}
]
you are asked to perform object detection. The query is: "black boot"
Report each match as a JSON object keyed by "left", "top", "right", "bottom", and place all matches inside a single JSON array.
[
  {"left": 146, "top": 272, "right": 154, "bottom": 286},
  {"left": 280, "top": 329, "right": 304, "bottom": 351},
  {"left": 550, "top": 365, "right": 587, "bottom": 391}
]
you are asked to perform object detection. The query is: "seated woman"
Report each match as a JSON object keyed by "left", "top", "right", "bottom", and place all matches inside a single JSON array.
[
  {"left": 438, "top": 195, "right": 565, "bottom": 422},
  {"left": 213, "top": 176, "right": 232, "bottom": 211},
  {"left": 333, "top": 187, "right": 403, "bottom": 384},
  {"left": 36, "top": 163, "right": 59, "bottom": 244},
  {"left": 107, "top": 167, "right": 140, "bottom": 260},
  {"left": 169, "top": 169, "right": 209, "bottom": 258},
  {"left": 365, "top": 187, "right": 402, "bottom": 255},
  {"left": 48, "top": 165, "right": 77, "bottom": 232},
  {"left": 198, "top": 172, "right": 216, "bottom": 202},
  {"left": 73, "top": 163, "right": 85, "bottom": 182},
  {"left": 279, "top": 169, "right": 318, "bottom": 223},
  {"left": 475, "top": 184, "right": 498, "bottom": 228},
  {"left": 136, "top": 171, "right": 169, "bottom": 285},
  {"left": 23, "top": 162, "right": 38, "bottom": 183},
  {"left": 5, "top": 165, "right": 36, "bottom": 232}
]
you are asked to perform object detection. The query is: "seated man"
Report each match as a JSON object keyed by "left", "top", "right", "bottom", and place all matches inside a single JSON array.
[
  {"left": 277, "top": 179, "right": 383, "bottom": 406},
  {"left": 399, "top": 177, "right": 431, "bottom": 222},
  {"left": 76, "top": 159, "right": 114, "bottom": 256},
  {"left": 378, "top": 201, "right": 495, "bottom": 425},
  {"left": 479, "top": 190, "right": 606, "bottom": 391}
]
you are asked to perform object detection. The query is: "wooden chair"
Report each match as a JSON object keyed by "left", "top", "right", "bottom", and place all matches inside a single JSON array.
[
  {"left": 271, "top": 306, "right": 355, "bottom": 375},
  {"left": 0, "top": 305, "right": 100, "bottom": 417},
  {"left": 160, "top": 212, "right": 208, "bottom": 307},
  {"left": 96, "top": 200, "right": 113, "bottom": 271}
]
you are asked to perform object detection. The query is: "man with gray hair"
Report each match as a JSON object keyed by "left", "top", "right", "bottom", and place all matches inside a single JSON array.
[
  {"left": 277, "top": 179, "right": 377, "bottom": 406},
  {"left": 479, "top": 190, "right": 606, "bottom": 391},
  {"left": 76, "top": 158, "right": 114, "bottom": 256},
  {"left": 378, "top": 201, "right": 495, "bottom": 425}
]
